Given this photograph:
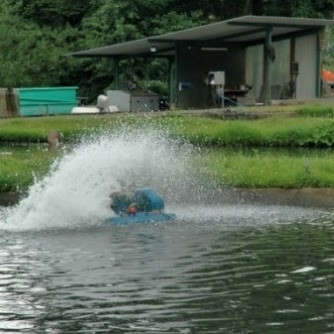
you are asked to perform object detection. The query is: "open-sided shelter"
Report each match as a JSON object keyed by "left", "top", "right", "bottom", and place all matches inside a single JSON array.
[{"left": 71, "top": 15, "right": 334, "bottom": 109}]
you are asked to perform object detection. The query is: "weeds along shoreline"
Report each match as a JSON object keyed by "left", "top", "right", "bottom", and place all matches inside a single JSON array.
[{"left": 0, "top": 106, "right": 334, "bottom": 194}]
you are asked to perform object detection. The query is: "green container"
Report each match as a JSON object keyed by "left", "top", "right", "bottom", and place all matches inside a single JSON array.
[{"left": 18, "top": 87, "right": 78, "bottom": 116}]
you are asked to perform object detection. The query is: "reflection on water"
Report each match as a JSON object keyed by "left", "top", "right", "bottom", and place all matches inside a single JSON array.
[{"left": 0, "top": 206, "right": 334, "bottom": 333}]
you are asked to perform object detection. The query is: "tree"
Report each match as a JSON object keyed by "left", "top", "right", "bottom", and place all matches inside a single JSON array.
[
  {"left": 0, "top": 5, "right": 82, "bottom": 87},
  {"left": 13, "top": 0, "right": 91, "bottom": 27},
  {"left": 216, "top": 0, "right": 334, "bottom": 18}
]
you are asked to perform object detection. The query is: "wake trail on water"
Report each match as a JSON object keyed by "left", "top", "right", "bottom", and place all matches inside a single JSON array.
[{"left": 0, "top": 130, "right": 200, "bottom": 231}]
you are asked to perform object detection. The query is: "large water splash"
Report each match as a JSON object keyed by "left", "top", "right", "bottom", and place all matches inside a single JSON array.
[
  {"left": 1, "top": 128, "right": 329, "bottom": 232},
  {"left": 0, "top": 130, "right": 198, "bottom": 230}
]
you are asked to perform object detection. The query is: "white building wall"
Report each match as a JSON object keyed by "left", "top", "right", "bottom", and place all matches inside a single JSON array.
[
  {"left": 246, "top": 40, "right": 290, "bottom": 101},
  {"left": 246, "top": 45, "right": 264, "bottom": 99},
  {"left": 295, "top": 34, "right": 317, "bottom": 99}
]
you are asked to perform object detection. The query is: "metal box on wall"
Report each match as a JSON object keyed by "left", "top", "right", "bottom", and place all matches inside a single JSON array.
[{"left": 107, "top": 90, "right": 159, "bottom": 112}]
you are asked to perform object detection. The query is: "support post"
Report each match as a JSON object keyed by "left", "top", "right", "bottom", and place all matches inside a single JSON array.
[
  {"left": 168, "top": 58, "right": 174, "bottom": 107},
  {"left": 263, "top": 27, "right": 273, "bottom": 105},
  {"left": 316, "top": 29, "right": 323, "bottom": 98},
  {"left": 174, "top": 42, "right": 182, "bottom": 109},
  {"left": 290, "top": 37, "right": 296, "bottom": 99},
  {"left": 114, "top": 58, "right": 120, "bottom": 90}
]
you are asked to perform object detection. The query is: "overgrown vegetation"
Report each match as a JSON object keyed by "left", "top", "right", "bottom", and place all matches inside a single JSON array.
[{"left": 298, "top": 105, "right": 334, "bottom": 117}]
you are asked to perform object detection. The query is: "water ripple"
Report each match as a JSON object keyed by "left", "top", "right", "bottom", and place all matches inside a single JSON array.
[{"left": 0, "top": 213, "right": 333, "bottom": 333}]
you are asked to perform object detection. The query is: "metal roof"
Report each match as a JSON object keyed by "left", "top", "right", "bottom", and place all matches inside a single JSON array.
[
  {"left": 70, "top": 15, "right": 334, "bottom": 58},
  {"left": 71, "top": 38, "right": 175, "bottom": 57}
]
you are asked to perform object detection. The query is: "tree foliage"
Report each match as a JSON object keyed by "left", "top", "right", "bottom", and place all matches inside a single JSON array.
[
  {"left": 0, "top": 0, "right": 333, "bottom": 100},
  {"left": 8, "top": 0, "right": 91, "bottom": 26}
]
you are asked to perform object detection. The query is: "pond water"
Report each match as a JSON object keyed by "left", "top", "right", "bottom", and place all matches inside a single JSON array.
[
  {"left": 1, "top": 206, "right": 334, "bottom": 333},
  {"left": 0, "top": 132, "right": 333, "bottom": 333}
]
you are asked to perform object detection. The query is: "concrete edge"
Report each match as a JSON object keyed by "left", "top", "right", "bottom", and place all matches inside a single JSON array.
[{"left": 219, "top": 188, "right": 334, "bottom": 209}]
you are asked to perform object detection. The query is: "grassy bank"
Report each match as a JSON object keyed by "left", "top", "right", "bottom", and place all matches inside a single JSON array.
[
  {"left": 200, "top": 148, "right": 334, "bottom": 188},
  {"left": 2, "top": 109, "right": 334, "bottom": 147},
  {"left": 0, "top": 146, "right": 56, "bottom": 192},
  {"left": 0, "top": 106, "right": 334, "bottom": 192}
]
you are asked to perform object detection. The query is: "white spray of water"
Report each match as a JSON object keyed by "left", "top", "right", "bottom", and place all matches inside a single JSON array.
[
  {"left": 0, "top": 130, "right": 195, "bottom": 231},
  {"left": 1, "top": 129, "right": 327, "bottom": 232}
]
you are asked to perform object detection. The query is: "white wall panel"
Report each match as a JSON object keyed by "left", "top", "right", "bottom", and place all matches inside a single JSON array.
[{"left": 295, "top": 34, "right": 317, "bottom": 99}]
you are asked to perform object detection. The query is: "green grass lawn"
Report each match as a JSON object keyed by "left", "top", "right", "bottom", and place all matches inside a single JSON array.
[{"left": 0, "top": 108, "right": 334, "bottom": 192}]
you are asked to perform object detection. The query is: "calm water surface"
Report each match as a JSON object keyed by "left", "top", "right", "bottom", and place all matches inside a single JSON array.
[{"left": 1, "top": 204, "right": 334, "bottom": 333}]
